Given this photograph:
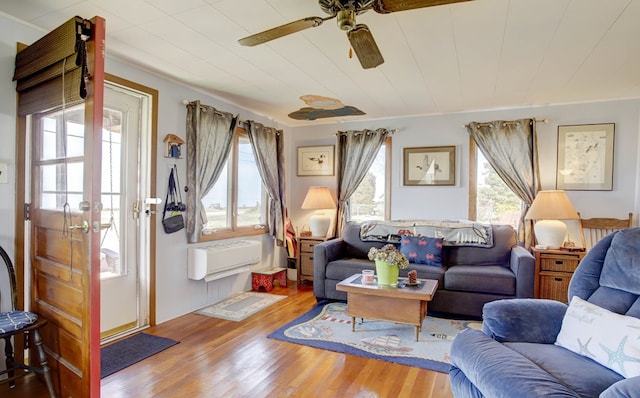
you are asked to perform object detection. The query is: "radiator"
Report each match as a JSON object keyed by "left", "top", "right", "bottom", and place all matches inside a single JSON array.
[{"left": 188, "top": 240, "right": 262, "bottom": 282}]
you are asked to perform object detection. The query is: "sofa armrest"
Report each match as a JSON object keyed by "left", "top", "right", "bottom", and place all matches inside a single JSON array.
[
  {"left": 313, "top": 238, "right": 346, "bottom": 299},
  {"left": 509, "top": 246, "right": 535, "bottom": 298},
  {"left": 482, "top": 298, "right": 567, "bottom": 344},
  {"left": 600, "top": 377, "right": 640, "bottom": 398}
]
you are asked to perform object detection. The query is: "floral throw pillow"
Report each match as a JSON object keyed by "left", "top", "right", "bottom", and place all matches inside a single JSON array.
[{"left": 399, "top": 235, "right": 444, "bottom": 266}]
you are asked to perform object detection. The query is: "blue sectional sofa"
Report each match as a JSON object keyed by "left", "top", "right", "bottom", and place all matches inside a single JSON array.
[{"left": 312, "top": 221, "right": 535, "bottom": 318}]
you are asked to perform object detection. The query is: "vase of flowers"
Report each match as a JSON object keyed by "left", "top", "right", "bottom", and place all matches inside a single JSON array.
[{"left": 367, "top": 244, "right": 409, "bottom": 286}]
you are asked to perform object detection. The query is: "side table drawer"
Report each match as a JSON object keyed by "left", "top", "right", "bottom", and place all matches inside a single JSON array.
[
  {"left": 300, "top": 240, "right": 319, "bottom": 252},
  {"left": 539, "top": 273, "right": 572, "bottom": 303},
  {"left": 300, "top": 253, "right": 314, "bottom": 278},
  {"left": 540, "top": 256, "right": 579, "bottom": 272}
]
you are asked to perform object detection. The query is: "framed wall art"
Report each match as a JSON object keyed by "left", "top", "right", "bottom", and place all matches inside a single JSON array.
[
  {"left": 556, "top": 123, "right": 614, "bottom": 191},
  {"left": 403, "top": 146, "right": 455, "bottom": 186},
  {"left": 297, "top": 145, "right": 335, "bottom": 176}
]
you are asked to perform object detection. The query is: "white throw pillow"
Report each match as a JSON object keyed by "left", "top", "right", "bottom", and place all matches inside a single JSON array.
[{"left": 555, "top": 296, "right": 640, "bottom": 378}]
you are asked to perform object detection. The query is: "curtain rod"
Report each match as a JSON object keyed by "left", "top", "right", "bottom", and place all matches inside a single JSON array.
[
  {"left": 462, "top": 118, "right": 549, "bottom": 128},
  {"left": 182, "top": 100, "right": 281, "bottom": 134}
]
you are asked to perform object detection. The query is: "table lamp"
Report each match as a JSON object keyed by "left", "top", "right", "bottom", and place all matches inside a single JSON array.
[
  {"left": 301, "top": 186, "right": 336, "bottom": 237},
  {"left": 525, "top": 190, "right": 579, "bottom": 249}
]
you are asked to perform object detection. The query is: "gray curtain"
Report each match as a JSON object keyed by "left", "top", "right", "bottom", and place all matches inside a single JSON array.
[
  {"left": 466, "top": 119, "right": 540, "bottom": 248},
  {"left": 185, "top": 100, "right": 237, "bottom": 243},
  {"left": 335, "top": 128, "right": 389, "bottom": 237},
  {"left": 247, "top": 121, "right": 286, "bottom": 245}
]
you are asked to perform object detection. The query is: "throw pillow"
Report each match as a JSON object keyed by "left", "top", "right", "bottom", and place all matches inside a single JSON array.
[
  {"left": 555, "top": 296, "right": 640, "bottom": 378},
  {"left": 399, "top": 235, "right": 444, "bottom": 266}
]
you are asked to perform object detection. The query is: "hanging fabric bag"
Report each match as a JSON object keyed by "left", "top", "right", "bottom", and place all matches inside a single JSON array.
[{"left": 162, "top": 166, "right": 185, "bottom": 234}]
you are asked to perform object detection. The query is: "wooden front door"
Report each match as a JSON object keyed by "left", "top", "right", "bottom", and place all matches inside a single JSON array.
[{"left": 15, "top": 16, "right": 105, "bottom": 397}]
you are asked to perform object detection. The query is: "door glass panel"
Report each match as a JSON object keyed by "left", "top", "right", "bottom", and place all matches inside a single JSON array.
[
  {"left": 100, "top": 109, "right": 124, "bottom": 276},
  {"left": 37, "top": 107, "right": 85, "bottom": 210}
]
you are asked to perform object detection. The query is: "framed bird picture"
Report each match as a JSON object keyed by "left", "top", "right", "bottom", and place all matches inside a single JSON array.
[
  {"left": 297, "top": 145, "right": 335, "bottom": 176},
  {"left": 403, "top": 146, "right": 455, "bottom": 186}
]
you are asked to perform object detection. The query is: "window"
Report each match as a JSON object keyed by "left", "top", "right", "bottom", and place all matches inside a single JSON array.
[
  {"left": 201, "top": 128, "right": 267, "bottom": 239},
  {"left": 348, "top": 137, "right": 391, "bottom": 222},
  {"left": 469, "top": 139, "right": 521, "bottom": 229}
]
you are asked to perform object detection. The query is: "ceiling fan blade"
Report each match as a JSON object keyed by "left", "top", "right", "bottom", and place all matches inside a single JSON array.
[
  {"left": 347, "top": 24, "right": 384, "bottom": 69},
  {"left": 238, "top": 17, "right": 327, "bottom": 46},
  {"left": 373, "top": 0, "right": 474, "bottom": 14}
]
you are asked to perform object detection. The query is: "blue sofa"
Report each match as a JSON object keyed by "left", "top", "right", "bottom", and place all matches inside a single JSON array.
[
  {"left": 313, "top": 221, "right": 535, "bottom": 318},
  {"left": 449, "top": 228, "right": 640, "bottom": 398}
]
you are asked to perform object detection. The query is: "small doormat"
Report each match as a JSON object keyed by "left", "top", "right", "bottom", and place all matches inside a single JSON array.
[
  {"left": 101, "top": 333, "right": 179, "bottom": 378},
  {"left": 268, "top": 302, "right": 482, "bottom": 373},
  {"left": 196, "top": 291, "right": 286, "bottom": 322}
]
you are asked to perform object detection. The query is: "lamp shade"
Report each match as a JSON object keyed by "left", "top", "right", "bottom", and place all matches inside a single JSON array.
[
  {"left": 525, "top": 190, "right": 579, "bottom": 221},
  {"left": 301, "top": 187, "right": 336, "bottom": 237},
  {"left": 301, "top": 186, "right": 336, "bottom": 210},
  {"left": 525, "top": 190, "right": 579, "bottom": 249}
]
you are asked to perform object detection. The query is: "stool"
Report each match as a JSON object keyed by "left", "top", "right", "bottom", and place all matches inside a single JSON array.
[{"left": 252, "top": 268, "right": 287, "bottom": 292}]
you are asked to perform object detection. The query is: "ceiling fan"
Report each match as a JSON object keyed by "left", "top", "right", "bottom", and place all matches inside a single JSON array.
[{"left": 238, "top": 0, "right": 473, "bottom": 69}]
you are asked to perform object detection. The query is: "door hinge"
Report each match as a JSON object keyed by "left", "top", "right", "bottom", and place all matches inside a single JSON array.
[{"left": 24, "top": 203, "right": 30, "bottom": 220}]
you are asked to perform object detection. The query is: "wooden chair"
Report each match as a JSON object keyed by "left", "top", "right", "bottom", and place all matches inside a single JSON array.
[
  {"left": 0, "top": 246, "right": 56, "bottom": 397},
  {"left": 578, "top": 212, "right": 633, "bottom": 251}
]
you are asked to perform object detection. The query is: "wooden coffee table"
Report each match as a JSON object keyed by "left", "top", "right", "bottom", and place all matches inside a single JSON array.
[{"left": 336, "top": 273, "right": 439, "bottom": 341}]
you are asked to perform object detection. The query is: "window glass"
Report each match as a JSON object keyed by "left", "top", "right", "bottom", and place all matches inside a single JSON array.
[
  {"left": 236, "top": 135, "right": 264, "bottom": 227},
  {"left": 349, "top": 141, "right": 388, "bottom": 222},
  {"left": 203, "top": 163, "right": 229, "bottom": 230},
  {"left": 200, "top": 129, "right": 267, "bottom": 236},
  {"left": 474, "top": 148, "right": 521, "bottom": 229}
]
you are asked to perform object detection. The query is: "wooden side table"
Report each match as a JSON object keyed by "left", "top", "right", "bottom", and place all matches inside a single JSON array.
[
  {"left": 297, "top": 236, "right": 331, "bottom": 284},
  {"left": 532, "top": 248, "right": 586, "bottom": 303}
]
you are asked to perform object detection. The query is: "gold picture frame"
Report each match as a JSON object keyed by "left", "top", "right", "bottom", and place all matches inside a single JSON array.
[
  {"left": 403, "top": 146, "right": 455, "bottom": 186},
  {"left": 556, "top": 123, "right": 615, "bottom": 191},
  {"left": 297, "top": 145, "right": 335, "bottom": 176}
]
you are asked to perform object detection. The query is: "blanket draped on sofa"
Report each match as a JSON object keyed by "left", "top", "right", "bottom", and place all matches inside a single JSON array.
[{"left": 359, "top": 220, "right": 493, "bottom": 247}]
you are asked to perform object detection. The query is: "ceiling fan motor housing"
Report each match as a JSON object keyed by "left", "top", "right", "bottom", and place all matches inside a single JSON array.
[
  {"left": 319, "top": 0, "right": 373, "bottom": 16},
  {"left": 337, "top": 10, "right": 356, "bottom": 30}
]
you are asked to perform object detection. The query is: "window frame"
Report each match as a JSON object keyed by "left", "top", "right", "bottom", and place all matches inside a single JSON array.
[{"left": 200, "top": 126, "right": 268, "bottom": 241}]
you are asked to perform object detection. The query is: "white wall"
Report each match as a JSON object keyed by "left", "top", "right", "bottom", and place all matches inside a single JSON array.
[{"left": 288, "top": 99, "right": 640, "bottom": 231}]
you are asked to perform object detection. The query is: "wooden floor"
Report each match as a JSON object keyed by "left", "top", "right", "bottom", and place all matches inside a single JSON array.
[{"left": 1, "top": 281, "right": 454, "bottom": 397}]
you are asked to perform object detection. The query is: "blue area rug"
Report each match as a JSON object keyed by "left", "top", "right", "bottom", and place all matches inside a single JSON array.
[
  {"left": 268, "top": 302, "right": 481, "bottom": 373},
  {"left": 101, "top": 333, "right": 179, "bottom": 378}
]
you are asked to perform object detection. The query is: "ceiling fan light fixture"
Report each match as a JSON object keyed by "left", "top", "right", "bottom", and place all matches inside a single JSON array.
[{"left": 337, "top": 9, "right": 356, "bottom": 31}]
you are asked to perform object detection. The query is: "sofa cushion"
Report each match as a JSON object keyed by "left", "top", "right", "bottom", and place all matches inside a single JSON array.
[
  {"left": 405, "top": 263, "right": 445, "bottom": 286},
  {"left": 600, "top": 228, "right": 640, "bottom": 295},
  {"left": 450, "top": 329, "right": 585, "bottom": 398},
  {"left": 445, "top": 265, "right": 515, "bottom": 295},
  {"left": 325, "top": 258, "right": 375, "bottom": 281},
  {"left": 325, "top": 258, "right": 446, "bottom": 287},
  {"left": 399, "top": 235, "right": 443, "bottom": 266},
  {"left": 341, "top": 222, "right": 387, "bottom": 258},
  {"left": 506, "top": 341, "right": 623, "bottom": 397},
  {"left": 443, "top": 224, "right": 517, "bottom": 267},
  {"left": 555, "top": 296, "right": 640, "bottom": 378}
]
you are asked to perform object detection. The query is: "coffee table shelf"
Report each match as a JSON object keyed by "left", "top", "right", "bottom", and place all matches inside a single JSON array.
[{"left": 336, "top": 274, "right": 439, "bottom": 341}]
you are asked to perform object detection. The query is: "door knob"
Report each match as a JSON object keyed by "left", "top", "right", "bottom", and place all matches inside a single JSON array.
[{"left": 69, "top": 219, "right": 90, "bottom": 234}]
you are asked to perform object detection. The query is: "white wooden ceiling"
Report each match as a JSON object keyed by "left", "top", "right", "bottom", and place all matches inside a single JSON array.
[{"left": 2, "top": 0, "right": 640, "bottom": 126}]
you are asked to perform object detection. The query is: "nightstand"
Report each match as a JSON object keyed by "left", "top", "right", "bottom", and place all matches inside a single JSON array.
[
  {"left": 532, "top": 247, "right": 586, "bottom": 303},
  {"left": 297, "top": 236, "right": 331, "bottom": 284}
]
